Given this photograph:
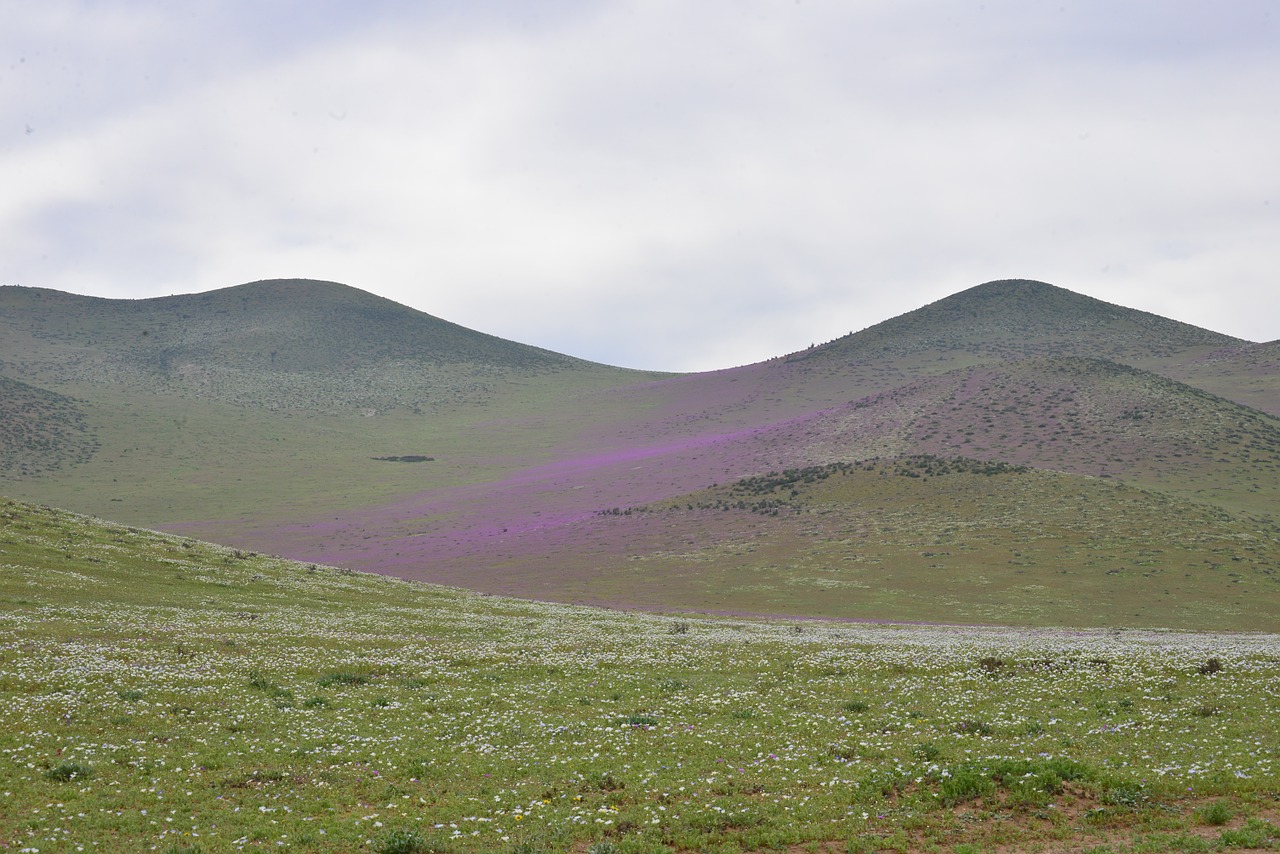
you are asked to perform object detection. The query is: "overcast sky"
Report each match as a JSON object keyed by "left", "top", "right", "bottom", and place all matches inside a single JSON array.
[{"left": 3, "top": 1, "right": 1277, "bottom": 371}]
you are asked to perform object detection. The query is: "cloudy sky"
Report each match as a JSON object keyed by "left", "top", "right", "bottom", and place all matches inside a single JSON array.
[{"left": 3, "top": 1, "right": 1277, "bottom": 371}]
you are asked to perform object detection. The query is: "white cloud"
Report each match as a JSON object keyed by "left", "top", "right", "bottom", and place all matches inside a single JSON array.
[{"left": 2, "top": 0, "right": 1277, "bottom": 369}]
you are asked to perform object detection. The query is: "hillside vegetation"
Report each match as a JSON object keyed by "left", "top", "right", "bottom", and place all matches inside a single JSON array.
[
  {"left": 0, "top": 376, "right": 98, "bottom": 478},
  {"left": 0, "top": 280, "right": 665, "bottom": 413},
  {"left": 2, "top": 277, "right": 1277, "bottom": 630},
  {"left": 3, "top": 497, "right": 1280, "bottom": 853},
  {"left": 361, "top": 457, "right": 1280, "bottom": 631}
]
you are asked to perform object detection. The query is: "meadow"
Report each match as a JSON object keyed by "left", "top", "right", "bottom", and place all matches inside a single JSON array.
[{"left": 3, "top": 497, "right": 1280, "bottom": 853}]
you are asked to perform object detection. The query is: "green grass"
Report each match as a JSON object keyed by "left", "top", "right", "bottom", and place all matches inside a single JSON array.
[
  {"left": 3, "top": 497, "right": 1280, "bottom": 851},
  {"left": 588, "top": 460, "right": 1280, "bottom": 630},
  {"left": 5, "top": 360, "right": 660, "bottom": 527}
]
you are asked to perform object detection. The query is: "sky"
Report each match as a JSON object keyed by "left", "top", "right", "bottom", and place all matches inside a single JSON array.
[{"left": 3, "top": 1, "right": 1278, "bottom": 372}]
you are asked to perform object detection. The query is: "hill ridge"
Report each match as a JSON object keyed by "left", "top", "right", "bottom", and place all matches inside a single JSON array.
[
  {"left": 801, "top": 278, "right": 1244, "bottom": 367},
  {"left": 0, "top": 278, "right": 667, "bottom": 412}
]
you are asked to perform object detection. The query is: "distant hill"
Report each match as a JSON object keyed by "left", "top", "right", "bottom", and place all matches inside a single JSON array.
[
  {"left": 803, "top": 279, "right": 1242, "bottom": 366},
  {"left": 0, "top": 377, "right": 97, "bottom": 478},
  {"left": 0, "top": 279, "right": 664, "bottom": 412},
  {"left": 1160, "top": 340, "right": 1280, "bottom": 417},
  {"left": 595, "top": 280, "right": 1256, "bottom": 447},
  {"left": 765, "top": 356, "right": 1280, "bottom": 505},
  {"left": 3, "top": 276, "right": 1277, "bottom": 630}
]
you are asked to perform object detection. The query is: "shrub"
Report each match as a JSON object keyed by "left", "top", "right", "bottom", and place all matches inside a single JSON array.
[
  {"left": 1102, "top": 783, "right": 1148, "bottom": 808},
  {"left": 953, "top": 719, "right": 993, "bottom": 736},
  {"left": 842, "top": 699, "right": 870, "bottom": 713},
  {"left": 912, "top": 741, "right": 943, "bottom": 762},
  {"left": 45, "top": 761, "right": 92, "bottom": 782},
  {"left": 376, "top": 828, "right": 427, "bottom": 854},
  {"left": 1199, "top": 800, "right": 1233, "bottom": 826},
  {"left": 938, "top": 767, "right": 994, "bottom": 805},
  {"left": 246, "top": 670, "right": 273, "bottom": 691},
  {"left": 1219, "top": 818, "right": 1277, "bottom": 848},
  {"left": 1198, "top": 657, "right": 1224, "bottom": 674}
]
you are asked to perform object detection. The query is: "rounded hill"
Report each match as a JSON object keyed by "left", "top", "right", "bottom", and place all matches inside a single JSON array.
[
  {"left": 0, "top": 279, "right": 664, "bottom": 412},
  {"left": 804, "top": 279, "right": 1243, "bottom": 366}
]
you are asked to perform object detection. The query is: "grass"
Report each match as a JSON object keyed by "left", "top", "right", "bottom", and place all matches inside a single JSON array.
[
  {"left": 4, "top": 280, "right": 1278, "bottom": 639},
  {"left": 3, "top": 496, "right": 1280, "bottom": 852},
  {"left": 560, "top": 459, "right": 1280, "bottom": 630}
]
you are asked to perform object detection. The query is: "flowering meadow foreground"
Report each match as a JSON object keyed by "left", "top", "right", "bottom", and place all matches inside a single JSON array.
[{"left": 2, "top": 499, "right": 1280, "bottom": 853}]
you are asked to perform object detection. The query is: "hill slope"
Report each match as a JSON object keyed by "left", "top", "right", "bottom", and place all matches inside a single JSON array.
[
  {"left": 5, "top": 496, "right": 1280, "bottom": 852},
  {"left": 0, "top": 279, "right": 665, "bottom": 412},
  {"left": 0, "top": 376, "right": 98, "bottom": 478},
  {"left": 591, "top": 279, "right": 1254, "bottom": 447},
  {"left": 1161, "top": 340, "right": 1280, "bottom": 416},
  {"left": 808, "top": 278, "right": 1242, "bottom": 365},
  {"left": 3, "top": 277, "right": 1277, "bottom": 630}
]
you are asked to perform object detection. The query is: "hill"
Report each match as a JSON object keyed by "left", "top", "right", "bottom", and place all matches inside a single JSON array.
[
  {"left": 2, "top": 277, "right": 1277, "bottom": 630},
  {"left": 0, "top": 376, "right": 98, "bottom": 478},
  {"left": 807, "top": 278, "right": 1242, "bottom": 365},
  {"left": 771, "top": 357, "right": 1280, "bottom": 510},
  {"left": 590, "top": 279, "right": 1254, "bottom": 446},
  {"left": 0, "top": 279, "right": 665, "bottom": 412},
  {"left": 1161, "top": 340, "right": 1280, "bottom": 416}
]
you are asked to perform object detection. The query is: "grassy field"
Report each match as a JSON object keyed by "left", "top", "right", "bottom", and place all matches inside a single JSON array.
[
  {"left": 3, "top": 497, "right": 1280, "bottom": 853},
  {"left": 290, "top": 457, "right": 1280, "bottom": 633}
]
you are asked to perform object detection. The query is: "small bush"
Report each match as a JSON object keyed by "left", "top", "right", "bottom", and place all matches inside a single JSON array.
[
  {"left": 1102, "top": 783, "right": 1148, "bottom": 808},
  {"left": 246, "top": 670, "right": 274, "bottom": 691},
  {"left": 1198, "top": 800, "right": 1233, "bottom": 826},
  {"left": 953, "top": 719, "right": 993, "bottom": 736},
  {"left": 586, "top": 771, "right": 624, "bottom": 791},
  {"left": 1198, "top": 657, "right": 1224, "bottom": 675},
  {"left": 376, "top": 828, "right": 427, "bottom": 854},
  {"left": 1219, "top": 818, "right": 1277, "bottom": 848},
  {"left": 938, "top": 767, "right": 994, "bottom": 805},
  {"left": 979, "top": 656, "right": 1005, "bottom": 672},
  {"left": 842, "top": 699, "right": 870, "bottom": 714},
  {"left": 912, "top": 741, "right": 943, "bottom": 762},
  {"left": 669, "top": 621, "right": 690, "bottom": 635},
  {"left": 45, "top": 761, "right": 92, "bottom": 782}
]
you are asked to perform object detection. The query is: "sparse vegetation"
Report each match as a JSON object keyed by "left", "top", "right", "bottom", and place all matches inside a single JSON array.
[{"left": 3, "top": 498, "right": 1280, "bottom": 852}]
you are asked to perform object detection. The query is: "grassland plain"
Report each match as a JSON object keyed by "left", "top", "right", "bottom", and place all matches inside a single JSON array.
[{"left": 4, "top": 498, "right": 1280, "bottom": 853}]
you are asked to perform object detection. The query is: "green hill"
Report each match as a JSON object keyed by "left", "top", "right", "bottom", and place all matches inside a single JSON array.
[
  {"left": 2, "top": 277, "right": 1276, "bottom": 631},
  {"left": 0, "top": 376, "right": 98, "bottom": 478},
  {"left": 396, "top": 456, "right": 1280, "bottom": 631},
  {"left": 804, "top": 278, "right": 1241, "bottom": 366},
  {"left": 0, "top": 279, "right": 666, "bottom": 413}
]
